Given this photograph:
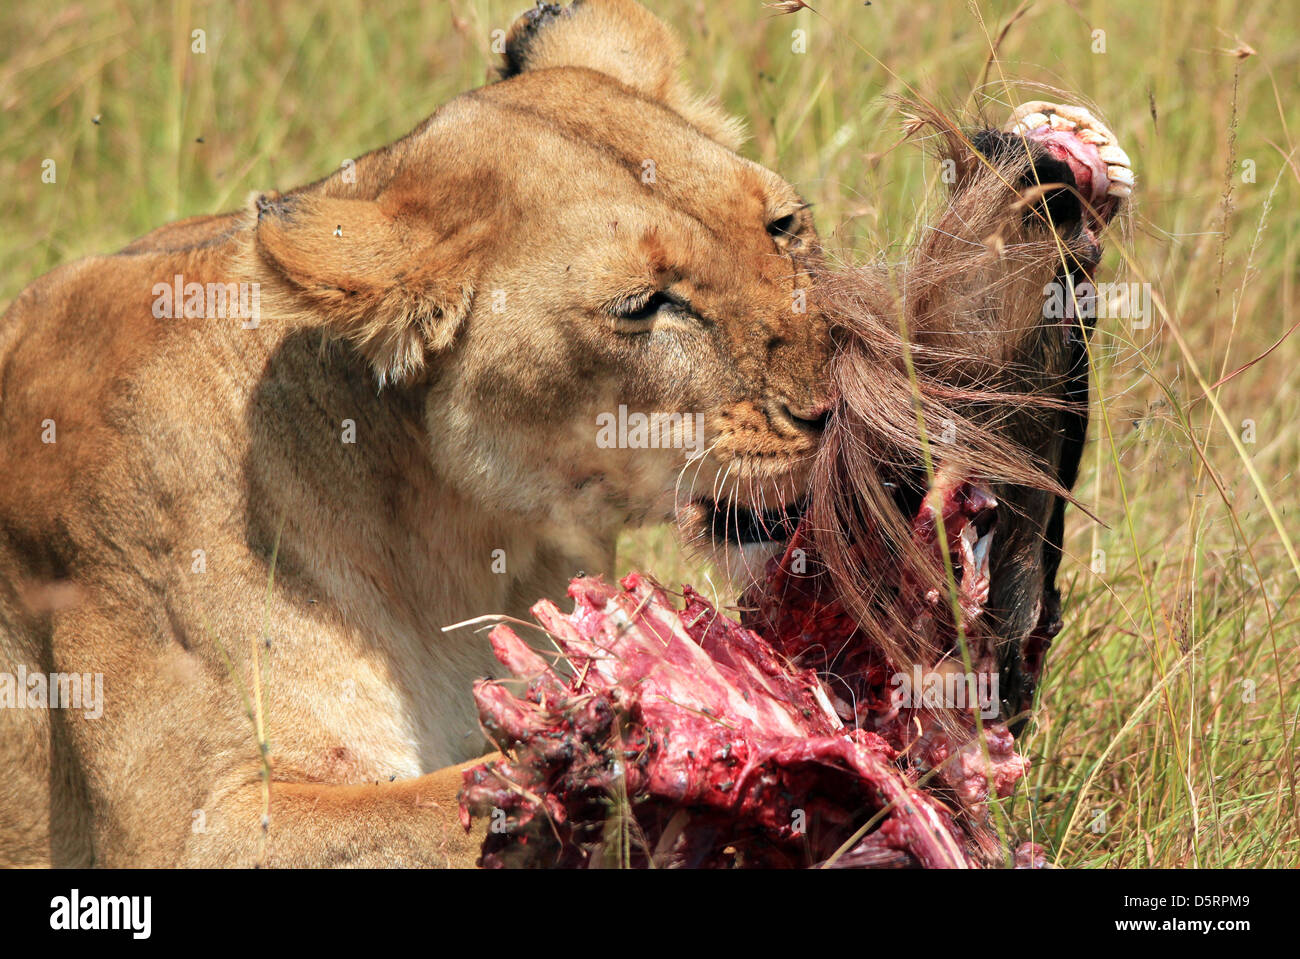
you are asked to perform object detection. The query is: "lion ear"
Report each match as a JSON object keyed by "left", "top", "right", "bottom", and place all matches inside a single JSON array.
[
  {"left": 253, "top": 192, "right": 479, "bottom": 386},
  {"left": 500, "top": 0, "right": 746, "bottom": 151}
]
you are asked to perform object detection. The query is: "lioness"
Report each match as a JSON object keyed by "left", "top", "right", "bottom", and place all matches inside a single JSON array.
[{"left": 0, "top": 0, "right": 833, "bottom": 866}]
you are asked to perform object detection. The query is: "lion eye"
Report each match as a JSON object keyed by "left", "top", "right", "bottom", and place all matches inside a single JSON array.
[
  {"left": 609, "top": 290, "right": 702, "bottom": 335},
  {"left": 767, "top": 213, "right": 806, "bottom": 251},
  {"left": 767, "top": 214, "right": 798, "bottom": 239},
  {"left": 615, "top": 291, "right": 675, "bottom": 324}
]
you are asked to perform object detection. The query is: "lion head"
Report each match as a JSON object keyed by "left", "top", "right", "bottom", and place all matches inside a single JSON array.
[{"left": 250, "top": 0, "right": 832, "bottom": 572}]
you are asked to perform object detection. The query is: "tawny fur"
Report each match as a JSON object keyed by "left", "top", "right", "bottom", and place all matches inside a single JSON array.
[{"left": 0, "top": 0, "right": 831, "bottom": 868}]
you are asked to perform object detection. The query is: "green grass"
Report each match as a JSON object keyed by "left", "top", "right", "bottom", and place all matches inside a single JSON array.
[{"left": 2, "top": 0, "right": 1295, "bottom": 867}]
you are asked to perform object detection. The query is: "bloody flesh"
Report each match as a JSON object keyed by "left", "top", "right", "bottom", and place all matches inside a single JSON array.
[{"left": 459, "top": 481, "right": 1041, "bottom": 868}]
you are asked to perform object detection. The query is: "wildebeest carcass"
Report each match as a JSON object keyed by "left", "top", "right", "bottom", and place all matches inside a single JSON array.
[{"left": 460, "top": 100, "right": 1133, "bottom": 868}]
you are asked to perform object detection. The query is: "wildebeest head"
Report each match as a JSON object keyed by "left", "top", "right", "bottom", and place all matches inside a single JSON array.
[{"left": 748, "top": 103, "right": 1129, "bottom": 730}]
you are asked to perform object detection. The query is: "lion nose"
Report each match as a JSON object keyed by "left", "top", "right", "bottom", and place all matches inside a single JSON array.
[{"left": 773, "top": 400, "right": 831, "bottom": 436}]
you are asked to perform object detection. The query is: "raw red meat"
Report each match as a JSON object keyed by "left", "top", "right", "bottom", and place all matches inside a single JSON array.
[{"left": 459, "top": 478, "right": 1040, "bottom": 869}]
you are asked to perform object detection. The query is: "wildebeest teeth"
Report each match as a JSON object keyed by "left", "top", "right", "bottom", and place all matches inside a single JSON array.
[
  {"left": 1013, "top": 112, "right": 1049, "bottom": 133},
  {"left": 1098, "top": 144, "right": 1131, "bottom": 168},
  {"left": 1003, "top": 100, "right": 1134, "bottom": 200},
  {"left": 1050, "top": 103, "right": 1092, "bottom": 122},
  {"left": 1107, "top": 165, "right": 1135, "bottom": 187}
]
